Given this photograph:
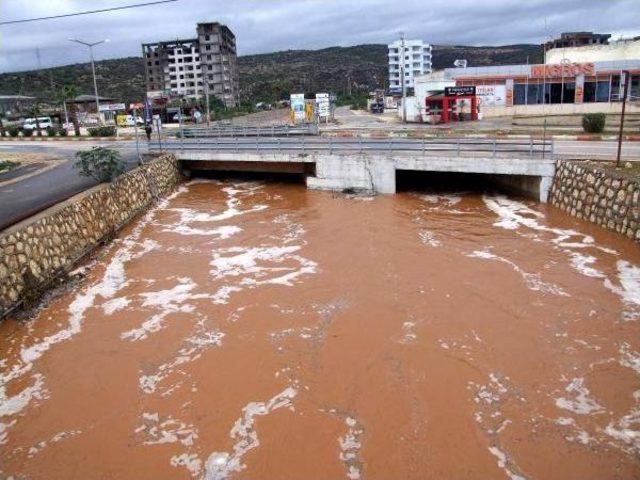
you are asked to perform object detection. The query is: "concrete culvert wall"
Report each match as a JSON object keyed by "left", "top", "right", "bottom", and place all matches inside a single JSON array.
[{"left": 0, "top": 155, "right": 184, "bottom": 318}]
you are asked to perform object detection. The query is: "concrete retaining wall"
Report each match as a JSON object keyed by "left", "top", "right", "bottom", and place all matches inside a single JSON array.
[
  {"left": 0, "top": 155, "right": 183, "bottom": 317},
  {"left": 550, "top": 160, "right": 640, "bottom": 241}
]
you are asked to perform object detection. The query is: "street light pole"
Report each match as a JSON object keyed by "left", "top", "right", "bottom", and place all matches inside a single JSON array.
[
  {"left": 68, "top": 38, "right": 109, "bottom": 123},
  {"left": 616, "top": 70, "right": 630, "bottom": 168},
  {"left": 400, "top": 32, "right": 407, "bottom": 123}
]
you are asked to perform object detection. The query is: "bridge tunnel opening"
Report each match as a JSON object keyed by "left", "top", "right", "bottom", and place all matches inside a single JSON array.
[
  {"left": 183, "top": 160, "right": 315, "bottom": 185},
  {"left": 395, "top": 170, "right": 544, "bottom": 201}
]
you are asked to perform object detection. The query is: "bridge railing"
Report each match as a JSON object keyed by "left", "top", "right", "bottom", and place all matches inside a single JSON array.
[
  {"left": 179, "top": 123, "right": 319, "bottom": 138},
  {"left": 150, "top": 136, "right": 554, "bottom": 159}
]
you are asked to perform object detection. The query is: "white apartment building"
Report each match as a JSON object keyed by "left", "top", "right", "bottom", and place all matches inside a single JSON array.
[{"left": 388, "top": 39, "right": 432, "bottom": 92}]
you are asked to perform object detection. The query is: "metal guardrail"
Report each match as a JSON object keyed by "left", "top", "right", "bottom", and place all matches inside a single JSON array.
[
  {"left": 150, "top": 136, "right": 554, "bottom": 159},
  {"left": 180, "top": 123, "right": 318, "bottom": 138}
]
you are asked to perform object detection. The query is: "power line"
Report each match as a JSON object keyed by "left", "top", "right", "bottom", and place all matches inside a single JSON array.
[{"left": 0, "top": 0, "right": 178, "bottom": 26}]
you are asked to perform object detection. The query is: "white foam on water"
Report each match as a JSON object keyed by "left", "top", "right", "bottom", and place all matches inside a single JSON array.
[
  {"left": 0, "top": 187, "right": 181, "bottom": 432},
  {"left": 26, "top": 429, "right": 82, "bottom": 457},
  {"left": 555, "top": 378, "right": 603, "bottom": 415},
  {"left": 136, "top": 412, "right": 198, "bottom": 447},
  {"left": 604, "top": 398, "right": 640, "bottom": 455},
  {"left": 467, "top": 250, "right": 568, "bottom": 296},
  {"left": 338, "top": 416, "right": 364, "bottom": 480},
  {"left": 421, "top": 194, "right": 462, "bottom": 206},
  {"left": 209, "top": 245, "right": 317, "bottom": 298},
  {"left": 0, "top": 190, "right": 179, "bottom": 444},
  {"left": 569, "top": 252, "right": 605, "bottom": 279},
  {"left": 140, "top": 327, "right": 225, "bottom": 394},
  {"left": 102, "top": 297, "right": 131, "bottom": 315},
  {"left": 604, "top": 261, "right": 640, "bottom": 321},
  {"left": 121, "top": 278, "right": 216, "bottom": 342},
  {"left": 398, "top": 321, "right": 417, "bottom": 344},
  {"left": 171, "top": 453, "right": 203, "bottom": 477},
  {"left": 161, "top": 182, "right": 266, "bottom": 237},
  {"left": 419, "top": 230, "right": 441, "bottom": 247},
  {"left": 488, "top": 446, "right": 527, "bottom": 480},
  {"left": 202, "top": 387, "right": 298, "bottom": 480},
  {"left": 483, "top": 195, "right": 640, "bottom": 319}
]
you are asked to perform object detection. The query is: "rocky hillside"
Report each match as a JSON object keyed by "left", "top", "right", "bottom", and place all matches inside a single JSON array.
[{"left": 0, "top": 43, "right": 542, "bottom": 104}]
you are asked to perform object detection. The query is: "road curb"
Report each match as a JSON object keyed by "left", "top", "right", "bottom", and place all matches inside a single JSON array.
[{"left": 0, "top": 136, "right": 136, "bottom": 142}]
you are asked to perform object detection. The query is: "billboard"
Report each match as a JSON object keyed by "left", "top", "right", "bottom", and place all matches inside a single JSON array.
[
  {"left": 316, "top": 93, "right": 330, "bottom": 119},
  {"left": 476, "top": 85, "right": 506, "bottom": 107},
  {"left": 290, "top": 94, "right": 306, "bottom": 122},
  {"left": 98, "top": 103, "right": 126, "bottom": 112},
  {"left": 444, "top": 86, "right": 476, "bottom": 97}
]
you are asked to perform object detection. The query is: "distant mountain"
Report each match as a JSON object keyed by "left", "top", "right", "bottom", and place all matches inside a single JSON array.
[{"left": 0, "top": 43, "right": 543, "bottom": 105}]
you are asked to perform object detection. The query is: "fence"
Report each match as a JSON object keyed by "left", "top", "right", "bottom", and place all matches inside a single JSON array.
[{"left": 150, "top": 136, "right": 554, "bottom": 159}]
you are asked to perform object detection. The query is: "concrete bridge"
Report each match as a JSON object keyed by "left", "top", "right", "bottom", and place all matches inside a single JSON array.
[{"left": 151, "top": 138, "right": 557, "bottom": 202}]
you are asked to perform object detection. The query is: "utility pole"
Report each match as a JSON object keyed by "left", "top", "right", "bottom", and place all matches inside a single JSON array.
[
  {"left": 68, "top": 38, "right": 109, "bottom": 124},
  {"left": 616, "top": 70, "right": 630, "bottom": 168},
  {"left": 204, "top": 81, "right": 211, "bottom": 126},
  {"left": 400, "top": 32, "right": 407, "bottom": 123}
]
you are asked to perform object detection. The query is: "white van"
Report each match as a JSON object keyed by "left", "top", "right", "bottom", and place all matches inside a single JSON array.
[{"left": 23, "top": 117, "right": 53, "bottom": 130}]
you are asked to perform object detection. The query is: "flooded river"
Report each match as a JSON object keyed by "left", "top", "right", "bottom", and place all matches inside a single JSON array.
[{"left": 1, "top": 179, "right": 640, "bottom": 479}]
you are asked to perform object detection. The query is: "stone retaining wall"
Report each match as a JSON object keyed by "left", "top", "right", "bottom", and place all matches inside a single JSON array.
[
  {"left": 550, "top": 160, "right": 639, "bottom": 241},
  {"left": 0, "top": 155, "right": 183, "bottom": 317}
]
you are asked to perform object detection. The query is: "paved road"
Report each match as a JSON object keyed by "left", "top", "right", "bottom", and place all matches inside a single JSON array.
[
  {"left": 554, "top": 140, "right": 640, "bottom": 160},
  {"left": 0, "top": 141, "right": 144, "bottom": 231}
]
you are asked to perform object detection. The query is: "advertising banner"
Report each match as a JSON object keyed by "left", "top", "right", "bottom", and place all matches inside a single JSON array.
[
  {"left": 444, "top": 86, "right": 476, "bottom": 97},
  {"left": 316, "top": 93, "right": 330, "bottom": 119},
  {"left": 98, "top": 103, "right": 126, "bottom": 112},
  {"left": 290, "top": 94, "right": 306, "bottom": 122},
  {"left": 476, "top": 85, "right": 506, "bottom": 106}
]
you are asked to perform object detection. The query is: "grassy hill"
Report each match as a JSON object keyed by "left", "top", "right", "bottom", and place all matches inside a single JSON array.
[{"left": 0, "top": 43, "right": 542, "bottom": 105}]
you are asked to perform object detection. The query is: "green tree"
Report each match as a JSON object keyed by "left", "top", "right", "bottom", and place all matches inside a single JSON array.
[
  {"left": 74, "top": 147, "right": 125, "bottom": 182},
  {"left": 61, "top": 85, "right": 81, "bottom": 136},
  {"left": 29, "top": 103, "right": 42, "bottom": 137}
]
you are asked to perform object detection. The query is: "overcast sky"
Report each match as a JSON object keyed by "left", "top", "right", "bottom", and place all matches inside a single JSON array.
[{"left": 1, "top": 0, "right": 639, "bottom": 73}]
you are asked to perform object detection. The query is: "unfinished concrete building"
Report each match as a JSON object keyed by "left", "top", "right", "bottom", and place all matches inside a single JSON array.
[{"left": 142, "top": 22, "right": 238, "bottom": 107}]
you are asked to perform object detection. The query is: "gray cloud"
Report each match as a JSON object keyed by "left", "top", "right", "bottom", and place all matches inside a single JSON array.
[{"left": 1, "top": 0, "right": 639, "bottom": 73}]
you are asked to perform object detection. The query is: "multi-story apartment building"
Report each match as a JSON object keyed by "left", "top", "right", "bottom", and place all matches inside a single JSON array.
[
  {"left": 142, "top": 22, "right": 238, "bottom": 107},
  {"left": 388, "top": 39, "right": 432, "bottom": 93}
]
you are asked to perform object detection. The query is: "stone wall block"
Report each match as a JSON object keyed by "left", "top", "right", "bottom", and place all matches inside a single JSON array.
[{"left": 0, "top": 155, "right": 182, "bottom": 316}]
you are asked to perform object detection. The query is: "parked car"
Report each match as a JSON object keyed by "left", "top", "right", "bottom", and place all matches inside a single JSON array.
[
  {"left": 23, "top": 117, "right": 53, "bottom": 130},
  {"left": 116, "top": 114, "right": 144, "bottom": 127}
]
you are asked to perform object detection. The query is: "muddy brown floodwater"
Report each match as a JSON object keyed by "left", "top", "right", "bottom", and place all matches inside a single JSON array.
[{"left": 1, "top": 179, "right": 640, "bottom": 480}]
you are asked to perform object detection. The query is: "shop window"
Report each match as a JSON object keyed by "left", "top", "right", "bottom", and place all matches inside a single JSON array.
[
  {"left": 514, "top": 84, "right": 526, "bottom": 105},
  {"left": 596, "top": 81, "right": 610, "bottom": 102},
  {"left": 527, "top": 84, "right": 543, "bottom": 104},
  {"left": 562, "top": 82, "right": 575, "bottom": 104},
  {"left": 583, "top": 82, "right": 596, "bottom": 103},
  {"left": 630, "top": 75, "right": 639, "bottom": 101}
]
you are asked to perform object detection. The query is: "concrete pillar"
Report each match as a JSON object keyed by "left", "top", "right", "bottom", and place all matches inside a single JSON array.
[
  {"left": 505, "top": 78, "right": 514, "bottom": 107},
  {"left": 369, "top": 158, "right": 396, "bottom": 194},
  {"left": 575, "top": 73, "right": 585, "bottom": 104},
  {"left": 539, "top": 176, "right": 554, "bottom": 203}
]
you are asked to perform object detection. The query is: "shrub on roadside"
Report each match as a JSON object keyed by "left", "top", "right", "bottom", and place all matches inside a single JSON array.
[
  {"left": 22, "top": 128, "right": 33, "bottom": 137},
  {"left": 87, "top": 126, "right": 117, "bottom": 137},
  {"left": 46, "top": 126, "right": 57, "bottom": 137},
  {"left": 8, "top": 127, "right": 19, "bottom": 137},
  {"left": 57, "top": 126, "right": 68, "bottom": 136},
  {"left": 582, "top": 113, "right": 605, "bottom": 134},
  {"left": 74, "top": 147, "right": 125, "bottom": 183}
]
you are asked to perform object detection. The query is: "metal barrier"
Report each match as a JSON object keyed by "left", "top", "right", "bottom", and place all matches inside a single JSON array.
[
  {"left": 150, "top": 136, "right": 554, "bottom": 159},
  {"left": 180, "top": 123, "right": 318, "bottom": 138}
]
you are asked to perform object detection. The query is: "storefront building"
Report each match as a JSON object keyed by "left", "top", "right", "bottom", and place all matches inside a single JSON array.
[{"left": 444, "top": 60, "right": 639, "bottom": 116}]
